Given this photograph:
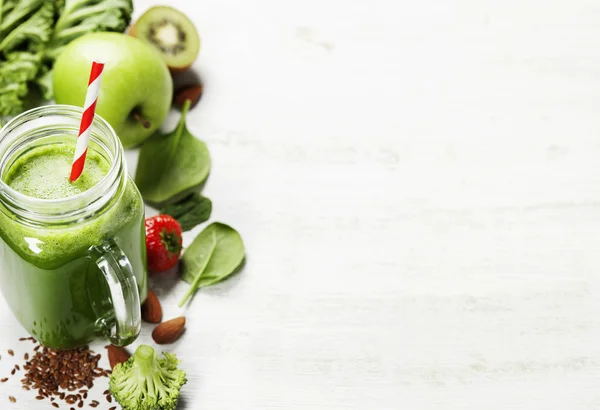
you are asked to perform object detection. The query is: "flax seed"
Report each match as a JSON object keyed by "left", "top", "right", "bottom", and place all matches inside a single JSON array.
[
  {"left": 1, "top": 378, "right": 8, "bottom": 382},
  {"left": 9, "top": 396, "right": 16, "bottom": 403},
  {"left": 8, "top": 349, "right": 14, "bottom": 356},
  {"left": 15, "top": 343, "right": 110, "bottom": 409}
]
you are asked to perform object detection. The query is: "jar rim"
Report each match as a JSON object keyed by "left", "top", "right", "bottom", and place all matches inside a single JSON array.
[{"left": 0, "top": 105, "right": 125, "bottom": 223}]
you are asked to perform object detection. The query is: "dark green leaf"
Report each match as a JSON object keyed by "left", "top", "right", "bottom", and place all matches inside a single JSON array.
[
  {"left": 160, "top": 193, "right": 212, "bottom": 232},
  {"left": 135, "top": 100, "right": 211, "bottom": 206}
]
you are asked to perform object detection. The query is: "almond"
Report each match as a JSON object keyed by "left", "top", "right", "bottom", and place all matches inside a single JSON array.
[
  {"left": 141, "top": 289, "right": 162, "bottom": 323},
  {"left": 106, "top": 345, "right": 130, "bottom": 369},
  {"left": 173, "top": 84, "right": 203, "bottom": 109},
  {"left": 152, "top": 316, "right": 186, "bottom": 345}
]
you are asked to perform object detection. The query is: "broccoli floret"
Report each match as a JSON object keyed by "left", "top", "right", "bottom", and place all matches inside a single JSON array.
[{"left": 109, "top": 344, "right": 186, "bottom": 410}]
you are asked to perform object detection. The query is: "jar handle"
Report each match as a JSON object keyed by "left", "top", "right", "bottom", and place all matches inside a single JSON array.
[{"left": 89, "top": 238, "right": 141, "bottom": 346}]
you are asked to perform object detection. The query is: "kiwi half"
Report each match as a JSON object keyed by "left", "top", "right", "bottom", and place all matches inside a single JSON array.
[{"left": 131, "top": 6, "right": 200, "bottom": 72}]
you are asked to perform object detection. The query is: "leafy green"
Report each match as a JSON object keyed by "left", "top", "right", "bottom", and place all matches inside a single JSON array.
[
  {"left": 0, "top": 0, "right": 133, "bottom": 116},
  {"left": 46, "top": 0, "right": 133, "bottom": 59},
  {"left": 109, "top": 344, "right": 186, "bottom": 410},
  {"left": 0, "top": 1, "right": 51, "bottom": 116},
  {"left": 160, "top": 193, "right": 212, "bottom": 232},
  {"left": 135, "top": 99, "right": 211, "bottom": 207},
  {"left": 0, "top": 0, "right": 42, "bottom": 38},
  {"left": 179, "top": 223, "right": 245, "bottom": 307}
]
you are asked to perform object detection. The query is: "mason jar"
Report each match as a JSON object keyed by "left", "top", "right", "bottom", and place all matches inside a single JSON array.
[{"left": 0, "top": 105, "right": 147, "bottom": 349}]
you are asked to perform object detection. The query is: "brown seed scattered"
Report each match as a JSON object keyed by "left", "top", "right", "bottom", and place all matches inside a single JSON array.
[
  {"left": 141, "top": 289, "right": 163, "bottom": 323},
  {"left": 173, "top": 84, "right": 203, "bottom": 109},
  {"left": 109, "top": 407, "right": 116, "bottom": 410},
  {"left": 1, "top": 377, "right": 8, "bottom": 382},
  {"left": 152, "top": 316, "right": 186, "bottom": 344},
  {"left": 24, "top": 353, "right": 29, "bottom": 360},
  {"left": 106, "top": 394, "right": 112, "bottom": 403},
  {"left": 106, "top": 345, "right": 131, "bottom": 370},
  {"left": 83, "top": 392, "right": 88, "bottom": 399},
  {"left": 17, "top": 343, "right": 109, "bottom": 409},
  {"left": 103, "top": 390, "right": 109, "bottom": 395},
  {"left": 15, "top": 364, "right": 20, "bottom": 370},
  {"left": 91, "top": 400, "right": 99, "bottom": 405},
  {"left": 8, "top": 349, "right": 14, "bottom": 356},
  {"left": 11, "top": 368, "right": 16, "bottom": 375},
  {"left": 9, "top": 396, "right": 16, "bottom": 403}
]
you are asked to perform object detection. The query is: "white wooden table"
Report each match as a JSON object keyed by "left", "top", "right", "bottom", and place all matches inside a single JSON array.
[{"left": 3, "top": 0, "right": 600, "bottom": 408}]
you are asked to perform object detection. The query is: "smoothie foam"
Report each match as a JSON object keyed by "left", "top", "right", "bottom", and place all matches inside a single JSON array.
[{"left": 4, "top": 144, "right": 109, "bottom": 200}]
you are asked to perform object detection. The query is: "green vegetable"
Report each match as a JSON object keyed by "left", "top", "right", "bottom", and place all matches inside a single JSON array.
[
  {"left": 179, "top": 222, "right": 245, "bottom": 307},
  {"left": 109, "top": 344, "right": 186, "bottom": 410},
  {"left": 135, "top": 99, "right": 211, "bottom": 207},
  {"left": 160, "top": 193, "right": 212, "bottom": 231},
  {"left": 0, "top": 0, "right": 133, "bottom": 116},
  {"left": 0, "top": 0, "right": 52, "bottom": 116}
]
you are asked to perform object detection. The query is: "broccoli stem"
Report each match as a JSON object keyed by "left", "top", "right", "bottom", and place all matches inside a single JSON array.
[{"left": 134, "top": 344, "right": 156, "bottom": 374}]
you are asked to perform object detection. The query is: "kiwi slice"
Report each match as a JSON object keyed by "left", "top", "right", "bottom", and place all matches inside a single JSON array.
[{"left": 131, "top": 6, "right": 200, "bottom": 72}]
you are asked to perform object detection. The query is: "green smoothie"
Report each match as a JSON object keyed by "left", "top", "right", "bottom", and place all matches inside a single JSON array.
[
  {"left": 5, "top": 143, "right": 108, "bottom": 200},
  {"left": 0, "top": 143, "right": 147, "bottom": 349}
]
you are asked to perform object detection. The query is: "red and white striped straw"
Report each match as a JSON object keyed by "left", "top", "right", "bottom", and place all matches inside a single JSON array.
[{"left": 69, "top": 60, "right": 105, "bottom": 182}]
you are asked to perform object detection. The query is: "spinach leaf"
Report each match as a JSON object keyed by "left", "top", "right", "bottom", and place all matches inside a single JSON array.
[
  {"left": 135, "top": 99, "right": 211, "bottom": 207},
  {"left": 160, "top": 193, "right": 212, "bottom": 232},
  {"left": 179, "top": 223, "right": 245, "bottom": 307}
]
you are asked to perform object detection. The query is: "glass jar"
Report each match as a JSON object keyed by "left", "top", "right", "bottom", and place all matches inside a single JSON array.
[{"left": 0, "top": 105, "right": 147, "bottom": 349}]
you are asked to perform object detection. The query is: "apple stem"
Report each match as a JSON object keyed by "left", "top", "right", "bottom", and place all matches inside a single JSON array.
[{"left": 133, "top": 112, "right": 151, "bottom": 129}]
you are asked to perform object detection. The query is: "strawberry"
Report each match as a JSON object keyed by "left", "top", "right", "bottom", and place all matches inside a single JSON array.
[{"left": 145, "top": 215, "right": 183, "bottom": 273}]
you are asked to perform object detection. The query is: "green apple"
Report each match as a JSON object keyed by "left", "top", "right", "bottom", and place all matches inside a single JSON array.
[{"left": 53, "top": 32, "right": 172, "bottom": 148}]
